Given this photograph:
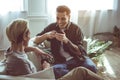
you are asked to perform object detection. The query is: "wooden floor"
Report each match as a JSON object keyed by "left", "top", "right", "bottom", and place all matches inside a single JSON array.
[{"left": 101, "top": 48, "right": 120, "bottom": 80}]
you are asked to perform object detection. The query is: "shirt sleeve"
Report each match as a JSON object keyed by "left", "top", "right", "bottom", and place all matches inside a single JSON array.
[{"left": 76, "top": 27, "right": 87, "bottom": 55}]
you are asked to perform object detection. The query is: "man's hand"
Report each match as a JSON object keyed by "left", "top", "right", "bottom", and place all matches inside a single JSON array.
[
  {"left": 42, "top": 61, "right": 51, "bottom": 70},
  {"left": 25, "top": 47, "right": 53, "bottom": 58},
  {"left": 33, "top": 47, "right": 53, "bottom": 58},
  {"left": 45, "top": 30, "right": 56, "bottom": 39},
  {"left": 55, "top": 32, "right": 69, "bottom": 44}
]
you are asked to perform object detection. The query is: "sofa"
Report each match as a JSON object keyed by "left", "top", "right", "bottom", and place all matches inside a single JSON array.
[
  {"left": 0, "top": 37, "right": 87, "bottom": 79},
  {"left": 0, "top": 38, "right": 55, "bottom": 79}
]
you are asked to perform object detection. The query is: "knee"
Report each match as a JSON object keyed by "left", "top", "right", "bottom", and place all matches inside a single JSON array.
[
  {"left": 72, "top": 67, "right": 89, "bottom": 75},
  {"left": 86, "top": 64, "right": 97, "bottom": 73},
  {"left": 83, "top": 58, "right": 97, "bottom": 73},
  {"left": 53, "top": 64, "right": 69, "bottom": 79}
]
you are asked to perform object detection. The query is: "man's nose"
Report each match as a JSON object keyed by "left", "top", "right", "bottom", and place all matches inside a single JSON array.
[{"left": 57, "top": 19, "right": 62, "bottom": 24}]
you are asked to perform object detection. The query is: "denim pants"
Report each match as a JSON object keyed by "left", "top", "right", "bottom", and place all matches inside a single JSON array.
[
  {"left": 81, "top": 57, "right": 97, "bottom": 73},
  {"left": 53, "top": 57, "right": 97, "bottom": 79}
]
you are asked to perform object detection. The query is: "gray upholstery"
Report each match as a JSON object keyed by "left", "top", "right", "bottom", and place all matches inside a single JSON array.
[{"left": 0, "top": 39, "right": 55, "bottom": 79}]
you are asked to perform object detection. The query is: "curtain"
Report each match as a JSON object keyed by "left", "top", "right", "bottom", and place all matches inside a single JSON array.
[
  {"left": 78, "top": 10, "right": 116, "bottom": 37},
  {"left": 0, "top": 0, "right": 27, "bottom": 50},
  {"left": 0, "top": 12, "right": 27, "bottom": 50},
  {"left": 78, "top": 0, "right": 118, "bottom": 37},
  {"left": 47, "top": 0, "right": 117, "bottom": 37}
]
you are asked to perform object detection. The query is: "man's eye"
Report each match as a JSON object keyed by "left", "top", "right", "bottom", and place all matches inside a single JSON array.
[{"left": 56, "top": 17, "right": 66, "bottom": 20}]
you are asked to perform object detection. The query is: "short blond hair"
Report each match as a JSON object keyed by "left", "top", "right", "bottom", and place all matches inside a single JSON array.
[{"left": 6, "top": 19, "right": 29, "bottom": 44}]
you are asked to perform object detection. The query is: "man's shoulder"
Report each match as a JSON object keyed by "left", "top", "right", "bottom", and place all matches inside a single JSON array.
[
  {"left": 70, "top": 22, "right": 80, "bottom": 29},
  {"left": 45, "top": 22, "right": 58, "bottom": 30},
  {"left": 71, "top": 22, "right": 79, "bottom": 27}
]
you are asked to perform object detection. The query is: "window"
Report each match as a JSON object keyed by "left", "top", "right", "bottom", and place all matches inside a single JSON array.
[
  {"left": 47, "top": 0, "right": 114, "bottom": 10},
  {"left": 0, "top": 0, "right": 24, "bottom": 14}
]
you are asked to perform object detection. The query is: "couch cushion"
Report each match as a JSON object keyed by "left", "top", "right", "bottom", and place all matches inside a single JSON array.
[
  {"left": 23, "top": 67, "right": 55, "bottom": 79},
  {"left": 27, "top": 52, "right": 42, "bottom": 71}
]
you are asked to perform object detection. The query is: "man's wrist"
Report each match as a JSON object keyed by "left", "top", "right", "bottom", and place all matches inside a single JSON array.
[
  {"left": 63, "top": 39, "right": 69, "bottom": 44},
  {"left": 44, "top": 33, "right": 49, "bottom": 39}
]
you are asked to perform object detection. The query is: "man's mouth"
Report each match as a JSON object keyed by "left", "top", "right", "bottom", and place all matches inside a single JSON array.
[{"left": 59, "top": 24, "right": 64, "bottom": 26}]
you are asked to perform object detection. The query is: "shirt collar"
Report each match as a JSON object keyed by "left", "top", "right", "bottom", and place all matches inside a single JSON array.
[
  {"left": 66, "top": 22, "right": 71, "bottom": 30},
  {"left": 56, "top": 22, "right": 71, "bottom": 30}
]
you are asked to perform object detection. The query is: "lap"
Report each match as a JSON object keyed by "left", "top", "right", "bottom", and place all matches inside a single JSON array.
[
  {"left": 53, "top": 57, "right": 97, "bottom": 79},
  {"left": 53, "top": 64, "right": 69, "bottom": 79},
  {"left": 81, "top": 57, "right": 97, "bottom": 73}
]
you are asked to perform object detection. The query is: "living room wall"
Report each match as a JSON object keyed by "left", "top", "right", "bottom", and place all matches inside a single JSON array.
[{"left": 0, "top": 0, "right": 120, "bottom": 50}]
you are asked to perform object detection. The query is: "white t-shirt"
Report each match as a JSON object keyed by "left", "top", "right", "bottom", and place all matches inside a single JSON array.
[{"left": 60, "top": 42, "right": 73, "bottom": 61}]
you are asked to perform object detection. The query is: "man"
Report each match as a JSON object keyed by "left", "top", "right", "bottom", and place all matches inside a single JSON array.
[{"left": 34, "top": 5, "right": 97, "bottom": 78}]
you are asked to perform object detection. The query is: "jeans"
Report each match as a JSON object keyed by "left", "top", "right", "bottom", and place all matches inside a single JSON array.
[
  {"left": 53, "top": 64, "right": 69, "bottom": 79},
  {"left": 53, "top": 57, "right": 97, "bottom": 79},
  {"left": 81, "top": 57, "right": 97, "bottom": 73}
]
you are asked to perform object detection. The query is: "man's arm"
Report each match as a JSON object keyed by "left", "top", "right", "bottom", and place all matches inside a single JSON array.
[
  {"left": 34, "top": 30, "right": 57, "bottom": 45},
  {"left": 65, "top": 40, "right": 81, "bottom": 56},
  {"left": 34, "top": 33, "right": 48, "bottom": 45},
  {"left": 55, "top": 32, "right": 82, "bottom": 56},
  {"left": 25, "top": 46, "right": 53, "bottom": 58},
  {"left": 66, "top": 26, "right": 86, "bottom": 56}
]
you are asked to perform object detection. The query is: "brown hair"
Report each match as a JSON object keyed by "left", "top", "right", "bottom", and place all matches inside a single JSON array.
[
  {"left": 56, "top": 5, "right": 71, "bottom": 15},
  {"left": 6, "top": 19, "right": 29, "bottom": 44}
]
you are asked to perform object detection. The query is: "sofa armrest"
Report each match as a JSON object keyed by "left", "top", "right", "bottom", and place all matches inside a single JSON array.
[
  {"left": 0, "top": 75, "right": 49, "bottom": 80},
  {"left": 27, "top": 52, "right": 42, "bottom": 71},
  {"left": 0, "top": 62, "right": 6, "bottom": 75},
  {"left": 23, "top": 67, "right": 55, "bottom": 79}
]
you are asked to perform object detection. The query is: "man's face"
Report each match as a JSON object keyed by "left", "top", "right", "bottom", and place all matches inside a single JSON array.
[{"left": 56, "top": 12, "right": 70, "bottom": 29}]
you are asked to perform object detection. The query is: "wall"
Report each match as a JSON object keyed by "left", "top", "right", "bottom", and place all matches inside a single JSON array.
[
  {"left": 0, "top": 0, "right": 120, "bottom": 50},
  {"left": 28, "top": 0, "right": 120, "bottom": 37},
  {"left": 0, "top": 0, "right": 48, "bottom": 50},
  {"left": 26, "top": 0, "right": 48, "bottom": 37},
  {"left": 0, "top": 12, "right": 27, "bottom": 50}
]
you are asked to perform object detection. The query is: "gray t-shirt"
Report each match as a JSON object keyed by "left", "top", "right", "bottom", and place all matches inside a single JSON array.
[{"left": 5, "top": 51, "right": 36, "bottom": 76}]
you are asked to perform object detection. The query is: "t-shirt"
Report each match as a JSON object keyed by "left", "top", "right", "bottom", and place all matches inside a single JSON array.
[{"left": 5, "top": 51, "right": 36, "bottom": 76}]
